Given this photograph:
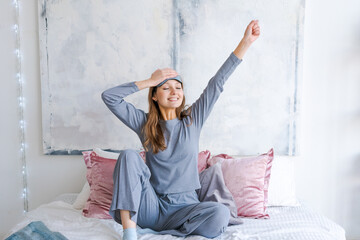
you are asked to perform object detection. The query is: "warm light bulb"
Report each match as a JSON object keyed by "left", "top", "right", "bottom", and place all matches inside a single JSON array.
[
  {"left": 15, "top": 49, "right": 21, "bottom": 58},
  {"left": 13, "top": 24, "right": 18, "bottom": 33}
]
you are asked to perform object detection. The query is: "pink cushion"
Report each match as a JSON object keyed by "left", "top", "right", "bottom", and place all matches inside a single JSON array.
[
  {"left": 198, "top": 150, "right": 211, "bottom": 173},
  {"left": 82, "top": 151, "right": 116, "bottom": 219},
  {"left": 208, "top": 148, "right": 274, "bottom": 219}
]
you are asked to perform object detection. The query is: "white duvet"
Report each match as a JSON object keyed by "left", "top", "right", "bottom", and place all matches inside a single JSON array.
[{"left": 5, "top": 197, "right": 346, "bottom": 240}]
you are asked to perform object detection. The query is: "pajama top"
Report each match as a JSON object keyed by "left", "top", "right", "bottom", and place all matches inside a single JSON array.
[{"left": 101, "top": 52, "right": 242, "bottom": 194}]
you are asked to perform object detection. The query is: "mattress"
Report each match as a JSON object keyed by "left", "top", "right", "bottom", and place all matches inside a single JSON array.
[{"left": 5, "top": 194, "right": 346, "bottom": 240}]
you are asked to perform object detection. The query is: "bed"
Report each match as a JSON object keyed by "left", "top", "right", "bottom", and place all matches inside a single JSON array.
[
  {"left": 4, "top": 194, "right": 346, "bottom": 240},
  {"left": 4, "top": 149, "right": 347, "bottom": 240}
]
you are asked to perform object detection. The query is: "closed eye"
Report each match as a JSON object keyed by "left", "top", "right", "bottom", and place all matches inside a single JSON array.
[{"left": 163, "top": 87, "right": 182, "bottom": 90}]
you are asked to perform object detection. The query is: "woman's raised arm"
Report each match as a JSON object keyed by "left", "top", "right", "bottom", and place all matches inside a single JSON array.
[{"left": 190, "top": 19, "right": 260, "bottom": 129}]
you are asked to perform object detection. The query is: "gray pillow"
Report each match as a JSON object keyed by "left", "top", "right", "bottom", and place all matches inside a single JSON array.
[{"left": 196, "top": 162, "right": 243, "bottom": 225}]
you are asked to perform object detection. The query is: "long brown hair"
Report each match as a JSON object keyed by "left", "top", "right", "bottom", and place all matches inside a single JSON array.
[{"left": 142, "top": 84, "right": 193, "bottom": 154}]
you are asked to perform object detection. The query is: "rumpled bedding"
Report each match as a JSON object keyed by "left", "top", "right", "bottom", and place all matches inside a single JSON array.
[
  {"left": 6, "top": 194, "right": 348, "bottom": 240},
  {"left": 5, "top": 199, "right": 346, "bottom": 240}
]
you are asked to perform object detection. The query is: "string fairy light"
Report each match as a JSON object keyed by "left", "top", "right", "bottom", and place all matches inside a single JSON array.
[{"left": 13, "top": 0, "right": 29, "bottom": 213}]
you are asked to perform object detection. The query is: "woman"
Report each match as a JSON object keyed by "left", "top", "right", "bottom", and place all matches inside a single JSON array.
[{"left": 101, "top": 20, "right": 260, "bottom": 240}]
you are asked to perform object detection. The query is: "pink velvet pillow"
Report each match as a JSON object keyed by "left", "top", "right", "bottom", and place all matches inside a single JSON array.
[
  {"left": 198, "top": 150, "right": 211, "bottom": 173},
  {"left": 208, "top": 148, "right": 274, "bottom": 219},
  {"left": 82, "top": 151, "right": 116, "bottom": 219}
]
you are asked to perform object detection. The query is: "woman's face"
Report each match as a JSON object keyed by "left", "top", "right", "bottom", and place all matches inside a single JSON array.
[{"left": 152, "top": 80, "right": 184, "bottom": 109}]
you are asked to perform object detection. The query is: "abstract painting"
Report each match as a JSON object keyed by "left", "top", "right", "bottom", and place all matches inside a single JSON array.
[{"left": 38, "top": 0, "right": 304, "bottom": 155}]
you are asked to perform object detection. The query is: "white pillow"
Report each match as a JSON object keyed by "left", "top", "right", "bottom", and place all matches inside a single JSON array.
[
  {"left": 266, "top": 156, "right": 301, "bottom": 206},
  {"left": 72, "top": 181, "right": 90, "bottom": 210},
  {"left": 93, "top": 147, "right": 120, "bottom": 159}
]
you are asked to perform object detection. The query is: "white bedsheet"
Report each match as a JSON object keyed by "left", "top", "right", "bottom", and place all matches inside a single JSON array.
[{"left": 5, "top": 197, "right": 346, "bottom": 240}]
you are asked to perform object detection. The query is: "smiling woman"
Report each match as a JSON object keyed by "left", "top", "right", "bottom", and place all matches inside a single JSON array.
[{"left": 100, "top": 20, "right": 259, "bottom": 240}]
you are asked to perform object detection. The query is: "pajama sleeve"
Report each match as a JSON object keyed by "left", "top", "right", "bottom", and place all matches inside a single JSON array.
[
  {"left": 101, "top": 81, "right": 147, "bottom": 136},
  {"left": 190, "top": 52, "right": 242, "bottom": 129}
]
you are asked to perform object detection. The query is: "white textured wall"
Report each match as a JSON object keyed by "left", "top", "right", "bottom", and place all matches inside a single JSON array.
[
  {"left": 0, "top": 0, "right": 359, "bottom": 239},
  {"left": 297, "top": 0, "right": 360, "bottom": 239}
]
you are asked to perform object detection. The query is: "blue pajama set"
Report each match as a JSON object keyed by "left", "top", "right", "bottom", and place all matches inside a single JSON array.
[{"left": 101, "top": 52, "right": 242, "bottom": 238}]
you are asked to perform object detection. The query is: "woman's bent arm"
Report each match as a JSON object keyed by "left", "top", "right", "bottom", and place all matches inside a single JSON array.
[
  {"left": 101, "top": 82, "right": 147, "bottom": 136},
  {"left": 134, "top": 78, "right": 152, "bottom": 91}
]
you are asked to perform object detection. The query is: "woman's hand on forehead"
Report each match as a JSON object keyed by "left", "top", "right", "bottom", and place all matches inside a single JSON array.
[{"left": 149, "top": 68, "right": 179, "bottom": 87}]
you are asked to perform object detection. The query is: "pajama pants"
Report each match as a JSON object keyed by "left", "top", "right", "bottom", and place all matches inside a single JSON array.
[{"left": 109, "top": 149, "right": 230, "bottom": 238}]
